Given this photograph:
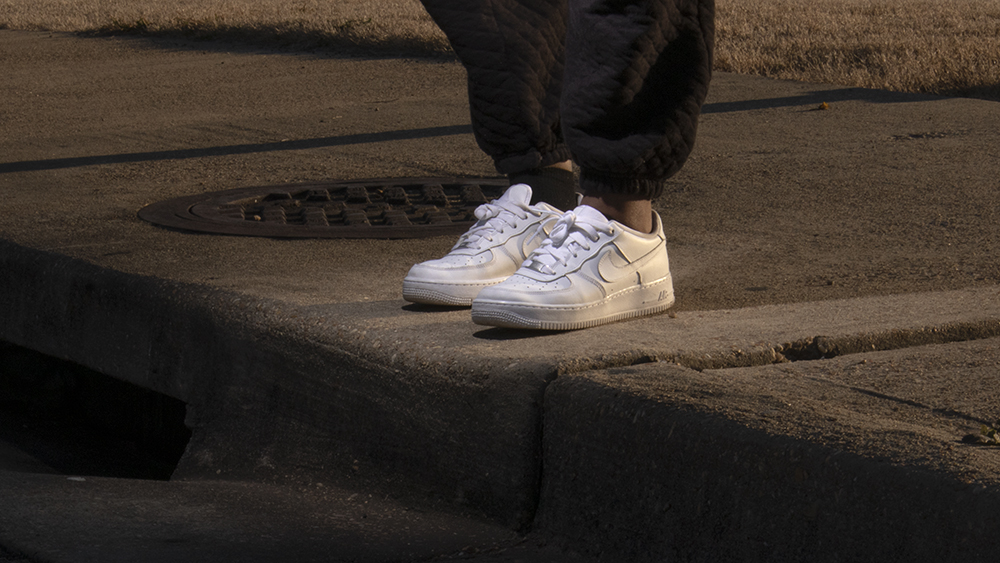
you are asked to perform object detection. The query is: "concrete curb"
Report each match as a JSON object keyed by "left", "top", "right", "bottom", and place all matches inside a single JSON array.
[
  {"left": 540, "top": 361, "right": 1000, "bottom": 562},
  {"left": 3, "top": 236, "right": 1000, "bottom": 546},
  {"left": 0, "top": 239, "right": 549, "bottom": 526}
]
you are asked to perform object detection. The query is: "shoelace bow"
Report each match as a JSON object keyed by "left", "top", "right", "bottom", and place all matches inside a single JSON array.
[
  {"left": 458, "top": 199, "right": 539, "bottom": 249},
  {"left": 528, "top": 211, "right": 613, "bottom": 275}
]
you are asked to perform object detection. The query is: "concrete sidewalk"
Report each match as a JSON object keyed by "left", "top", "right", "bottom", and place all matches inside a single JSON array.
[{"left": 1, "top": 30, "right": 999, "bottom": 561}]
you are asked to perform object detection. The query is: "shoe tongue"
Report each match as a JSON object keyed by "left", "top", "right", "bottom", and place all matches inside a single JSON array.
[
  {"left": 501, "top": 183, "right": 533, "bottom": 205},
  {"left": 571, "top": 205, "right": 609, "bottom": 225}
]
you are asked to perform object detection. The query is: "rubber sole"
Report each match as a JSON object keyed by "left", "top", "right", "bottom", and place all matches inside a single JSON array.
[
  {"left": 470, "top": 276, "right": 675, "bottom": 330},
  {"left": 402, "top": 279, "right": 499, "bottom": 307}
]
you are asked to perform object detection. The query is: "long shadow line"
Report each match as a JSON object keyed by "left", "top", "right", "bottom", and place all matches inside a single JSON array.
[
  {"left": 701, "top": 86, "right": 943, "bottom": 114},
  {"left": 1, "top": 85, "right": 947, "bottom": 175},
  {"left": 0, "top": 124, "right": 472, "bottom": 174}
]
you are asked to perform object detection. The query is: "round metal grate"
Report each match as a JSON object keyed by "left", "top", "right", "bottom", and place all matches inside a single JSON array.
[{"left": 138, "top": 177, "right": 509, "bottom": 239}]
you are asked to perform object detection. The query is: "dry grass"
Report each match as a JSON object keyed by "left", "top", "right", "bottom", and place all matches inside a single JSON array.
[
  {"left": 716, "top": 0, "right": 1000, "bottom": 101},
  {"left": 0, "top": 0, "right": 451, "bottom": 55},
  {"left": 1, "top": 0, "right": 997, "bottom": 100}
]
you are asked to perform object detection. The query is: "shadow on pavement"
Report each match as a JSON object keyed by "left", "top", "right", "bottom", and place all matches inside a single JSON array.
[
  {"left": 702, "top": 86, "right": 945, "bottom": 114},
  {"left": 0, "top": 125, "right": 472, "bottom": 174}
]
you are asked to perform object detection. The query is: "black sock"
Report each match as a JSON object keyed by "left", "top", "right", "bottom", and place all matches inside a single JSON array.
[{"left": 508, "top": 167, "right": 577, "bottom": 211}]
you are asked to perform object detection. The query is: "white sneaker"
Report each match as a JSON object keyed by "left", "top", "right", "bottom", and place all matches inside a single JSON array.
[
  {"left": 402, "top": 184, "right": 563, "bottom": 306},
  {"left": 471, "top": 205, "right": 674, "bottom": 330}
]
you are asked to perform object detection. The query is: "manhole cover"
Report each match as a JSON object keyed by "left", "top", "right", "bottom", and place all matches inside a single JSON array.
[{"left": 138, "top": 177, "right": 509, "bottom": 239}]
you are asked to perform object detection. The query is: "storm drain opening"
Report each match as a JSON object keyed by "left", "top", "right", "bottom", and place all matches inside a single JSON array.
[
  {"left": 138, "top": 177, "right": 509, "bottom": 239},
  {"left": 0, "top": 342, "right": 191, "bottom": 481}
]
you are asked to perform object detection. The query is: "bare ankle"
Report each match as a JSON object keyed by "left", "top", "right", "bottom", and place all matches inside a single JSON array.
[
  {"left": 580, "top": 194, "right": 653, "bottom": 233},
  {"left": 545, "top": 160, "right": 574, "bottom": 173}
]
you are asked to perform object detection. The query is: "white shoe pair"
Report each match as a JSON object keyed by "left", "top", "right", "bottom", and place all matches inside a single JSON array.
[{"left": 402, "top": 184, "right": 675, "bottom": 330}]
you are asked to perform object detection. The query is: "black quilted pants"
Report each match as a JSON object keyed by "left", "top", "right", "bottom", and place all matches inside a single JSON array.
[{"left": 420, "top": 0, "right": 714, "bottom": 199}]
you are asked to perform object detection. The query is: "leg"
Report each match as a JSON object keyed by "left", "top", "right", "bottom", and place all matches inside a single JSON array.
[
  {"left": 470, "top": 0, "right": 716, "bottom": 329},
  {"left": 419, "top": 0, "right": 577, "bottom": 209},
  {"left": 580, "top": 192, "right": 653, "bottom": 234},
  {"left": 565, "top": 0, "right": 715, "bottom": 230},
  {"left": 403, "top": 0, "right": 580, "bottom": 307}
]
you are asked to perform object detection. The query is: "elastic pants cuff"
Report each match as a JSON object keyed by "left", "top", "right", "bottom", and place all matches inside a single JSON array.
[{"left": 579, "top": 169, "right": 665, "bottom": 200}]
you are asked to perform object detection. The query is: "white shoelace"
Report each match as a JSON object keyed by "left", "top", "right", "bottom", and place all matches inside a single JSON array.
[
  {"left": 456, "top": 199, "right": 540, "bottom": 250},
  {"left": 526, "top": 210, "right": 614, "bottom": 275}
]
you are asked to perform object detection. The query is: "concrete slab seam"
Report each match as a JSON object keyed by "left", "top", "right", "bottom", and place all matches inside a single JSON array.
[{"left": 550, "top": 318, "right": 1000, "bottom": 376}]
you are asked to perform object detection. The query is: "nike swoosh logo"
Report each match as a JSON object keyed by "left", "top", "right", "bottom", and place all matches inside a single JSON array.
[{"left": 597, "top": 246, "right": 661, "bottom": 283}]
